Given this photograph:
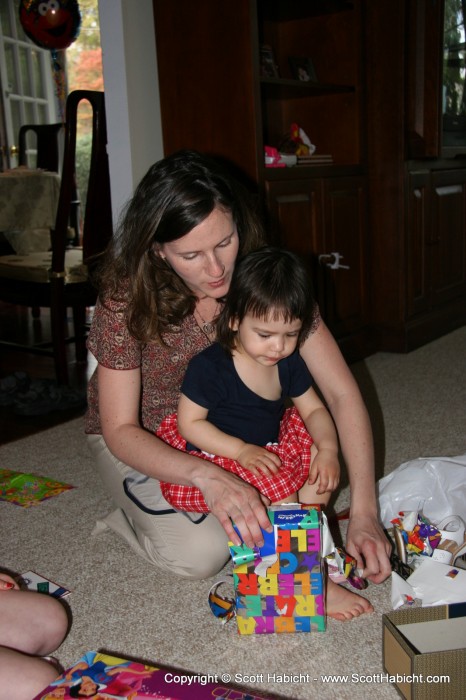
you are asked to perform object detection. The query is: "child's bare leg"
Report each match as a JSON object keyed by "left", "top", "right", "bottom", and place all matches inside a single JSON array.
[
  {"left": 0, "top": 647, "right": 61, "bottom": 700},
  {"left": 275, "top": 447, "right": 327, "bottom": 504},
  {"left": 0, "top": 589, "right": 68, "bottom": 700},
  {"left": 298, "top": 444, "right": 329, "bottom": 505},
  {"left": 275, "top": 494, "right": 299, "bottom": 504},
  {"left": 0, "top": 589, "right": 68, "bottom": 655}
]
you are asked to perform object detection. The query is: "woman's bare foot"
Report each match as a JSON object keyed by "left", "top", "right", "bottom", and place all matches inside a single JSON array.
[{"left": 326, "top": 578, "right": 374, "bottom": 621}]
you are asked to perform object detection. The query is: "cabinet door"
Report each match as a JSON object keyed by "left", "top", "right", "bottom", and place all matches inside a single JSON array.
[
  {"left": 406, "top": 171, "right": 431, "bottom": 317},
  {"left": 265, "top": 178, "right": 323, "bottom": 262},
  {"left": 431, "top": 169, "right": 466, "bottom": 306},
  {"left": 265, "top": 175, "right": 370, "bottom": 353},
  {"left": 407, "top": 168, "right": 466, "bottom": 319},
  {"left": 320, "top": 176, "right": 369, "bottom": 341}
]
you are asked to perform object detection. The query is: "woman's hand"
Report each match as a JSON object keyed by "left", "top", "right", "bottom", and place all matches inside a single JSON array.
[
  {"left": 192, "top": 463, "right": 273, "bottom": 549},
  {"left": 346, "top": 512, "right": 392, "bottom": 584},
  {"left": 0, "top": 573, "right": 19, "bottom": 590}
]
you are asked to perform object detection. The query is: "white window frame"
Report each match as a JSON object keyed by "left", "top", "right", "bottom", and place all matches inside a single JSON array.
[{"left": 0, "top": 0, "right": 58, "bottom": 168}]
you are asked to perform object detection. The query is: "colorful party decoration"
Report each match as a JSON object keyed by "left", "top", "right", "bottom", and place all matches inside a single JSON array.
[
  {"left": 19, "top": 0, "right": 81, "bottom": 51},
  {"left": 0, "top": 468, "right": 74, "bottom": 508},
  {"left": 19, "top": 0, "right": 81, "bottom": 121}
]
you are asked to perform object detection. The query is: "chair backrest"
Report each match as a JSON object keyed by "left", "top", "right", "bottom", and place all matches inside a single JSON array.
[
  {"left": 18, "top": 123, "right": 64, "bottom": 172},
  {"left": 51, "top": 90, "right": 113, "bottom": 275}
]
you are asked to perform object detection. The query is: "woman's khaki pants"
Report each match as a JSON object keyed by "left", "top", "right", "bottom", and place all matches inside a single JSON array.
[{"left": 87, "top": 434, "right": 230, "bottom": 579}]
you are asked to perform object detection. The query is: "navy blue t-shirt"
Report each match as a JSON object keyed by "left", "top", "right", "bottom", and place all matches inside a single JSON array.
[{"left": 181, "top": 342, "right": 313, "bottom": 447}]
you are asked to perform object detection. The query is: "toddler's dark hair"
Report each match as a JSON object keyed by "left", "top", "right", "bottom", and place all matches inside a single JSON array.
[{"left": 216, "top": 246, "right": 317, "bottom": 352}]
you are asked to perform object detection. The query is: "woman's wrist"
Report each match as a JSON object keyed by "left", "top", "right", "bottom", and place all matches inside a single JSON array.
[
  {"left": 189, "top": 456, "right": 222, "bottom": 490},
  {"left": 349, "top": 497, "right": 379, "bottom": 521},
  {"left": 315, "top": 444, "right": 338, "bottom": 455},
  {"left": 348, "top": 479, "right": 378, "bottom": 519}
]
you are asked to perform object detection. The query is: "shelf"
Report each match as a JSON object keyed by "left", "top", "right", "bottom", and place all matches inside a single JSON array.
[
  {"left": 260, "top": 0, "right": 354, "bottom": 22},
  {"left": 261, "top": 163, "right": 365, "bottom": 180},
  {"left": 260, "top": 77, "right": 355, "bottom": 99}
]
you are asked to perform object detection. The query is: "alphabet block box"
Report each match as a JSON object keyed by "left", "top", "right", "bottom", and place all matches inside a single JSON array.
[{"left": 228, "top": 504, "right": 325, "bottom": 635}]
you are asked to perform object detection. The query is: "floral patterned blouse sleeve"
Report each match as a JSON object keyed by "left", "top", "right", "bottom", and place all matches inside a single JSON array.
[{"left": 87, "top": 298, "right": 142, "bottom": 370}]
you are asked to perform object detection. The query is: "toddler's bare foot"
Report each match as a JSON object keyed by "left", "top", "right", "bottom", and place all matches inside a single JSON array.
[{"left": 326, "top": 578, "right": 373, "bottom": 621}]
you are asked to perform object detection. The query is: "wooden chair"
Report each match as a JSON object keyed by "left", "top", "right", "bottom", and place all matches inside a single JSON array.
[
  {"left": 0, "top": 90, "right": 113, "bottom": 385},
  {"left": 18, "top": 122, "right": 80, "bottom": 244},
  {"left": 18, "top": 122, "right": 63, "bottom": 172}
]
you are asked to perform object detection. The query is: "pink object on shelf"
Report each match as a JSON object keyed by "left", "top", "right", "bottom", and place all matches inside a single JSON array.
[{"left": 264, "top": 145, "right": 286, "bottom": 167}]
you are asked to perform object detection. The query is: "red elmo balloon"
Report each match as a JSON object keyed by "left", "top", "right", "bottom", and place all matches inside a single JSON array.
[{"left": 19, "top": 0, "right": 81, "bottom": 51}]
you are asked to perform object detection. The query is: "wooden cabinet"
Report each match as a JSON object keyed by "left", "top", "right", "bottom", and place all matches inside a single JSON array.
[
  {"left": 153, "top": 0, "right": 370, "bottom": 359},
  {"left": 152, "top": 0, "right": 260, "bottom": 184},
  {"left": 153, "top": 0, "right": 363, "bottom": 179},
  {"left": 430, "top": 170, "right": 466, "bottom": 306},
  {"left": 366, "top": 0, "right": 466, "bottom": 352},
  {"left": 265, "top": 173, "right": 373, "bottom": 360},
  {"left": 153, "top": 0, "right": 466, "bottom": 358},
  {"left": 405, "top": 0, "right": 443, "bottom": 159},
  {"left": 407, "top": 170, "right": 431, "bottom": 318},
  {"left": 257, "top": 0, "right": 363, "bottom": 168},
  {"left": 256, "top": 1, "right": 370, "bottom": 358},
  {"left": 407, "top": 168, "right": 466, "bottom": 344}
]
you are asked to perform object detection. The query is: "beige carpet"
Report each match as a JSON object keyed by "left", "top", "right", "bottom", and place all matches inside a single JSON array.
[{"left": 2, "top": 326, "right": 465, "bottom": 700}]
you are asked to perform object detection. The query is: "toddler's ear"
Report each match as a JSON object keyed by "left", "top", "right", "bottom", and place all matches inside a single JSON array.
[{"left": 229, "top": 316, "right": 240, "bottom": 331}]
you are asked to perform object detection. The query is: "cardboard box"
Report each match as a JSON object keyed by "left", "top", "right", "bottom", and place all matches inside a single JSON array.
[
  {"left": 228, "top": 504, "right": 325, "bottom": 635},
  {"left": 382, "top": 603, "right": 466, "bottom": 699}
]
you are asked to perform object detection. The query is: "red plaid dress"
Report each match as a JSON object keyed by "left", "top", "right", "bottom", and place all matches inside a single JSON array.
[{"left": 157, "top": 407, "right": 313, "bottom": 512}]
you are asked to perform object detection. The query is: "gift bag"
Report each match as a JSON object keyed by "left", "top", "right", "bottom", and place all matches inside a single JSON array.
[
  {"left": 228, "top": 504, "right": 326, "bottom": 635},
  {"left": 377, "top": 455, "right": 466, "bottom": 528}
]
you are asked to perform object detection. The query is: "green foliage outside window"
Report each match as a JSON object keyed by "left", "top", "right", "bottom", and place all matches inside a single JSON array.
[{"left": 66, "top": 0, "right": 103, "bottom": 223}]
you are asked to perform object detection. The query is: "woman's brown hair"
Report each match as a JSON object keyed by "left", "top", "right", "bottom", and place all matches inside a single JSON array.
[{"left": 98, "top": 150, "right": 265, "bottom": 343}]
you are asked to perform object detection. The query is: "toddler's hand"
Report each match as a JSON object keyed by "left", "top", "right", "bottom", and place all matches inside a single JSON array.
[
  {"left": 307, "top": 447, "right": 340, "bottom": 494},
  {"left": 235, "top": 444, "right": 281, "bottom": 477}
]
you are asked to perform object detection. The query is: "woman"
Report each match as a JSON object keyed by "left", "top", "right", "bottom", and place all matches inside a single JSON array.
[{"left": 85, "top": 150, "right": 391, "bottom": 620}]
